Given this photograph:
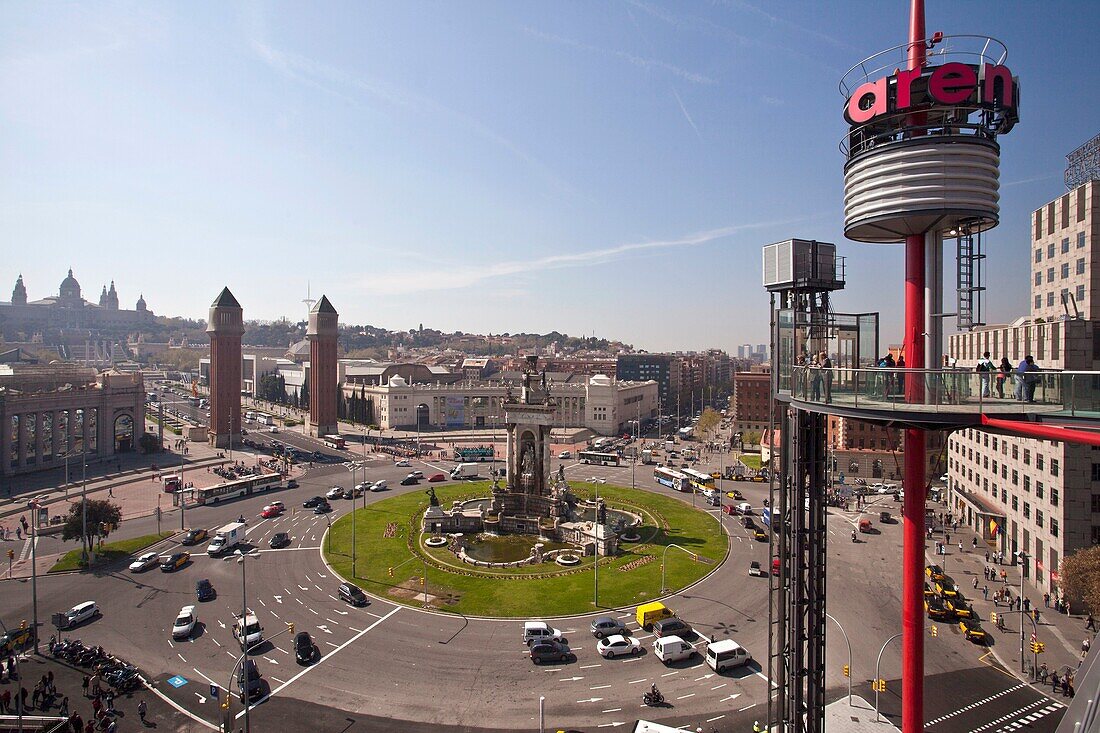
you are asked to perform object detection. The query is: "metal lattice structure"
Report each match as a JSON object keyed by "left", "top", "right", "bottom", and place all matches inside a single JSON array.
[{"left": 1066, "top": 133, "right": 1100, "bottom": 190}]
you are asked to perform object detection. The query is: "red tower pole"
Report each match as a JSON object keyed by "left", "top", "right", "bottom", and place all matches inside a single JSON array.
[{"left": 902, "top": 2, "right": 927, "bottom": 732}]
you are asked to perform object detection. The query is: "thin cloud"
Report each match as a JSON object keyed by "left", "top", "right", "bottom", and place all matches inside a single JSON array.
[
  {"left": 1003, "top": 172, "right": 1062, "bottom": 187},
  {"left": 359, "top": 219, "right": 800, "bottom": 296},
  {"left": 670, "top": 87, "right": 702, "bottom": 139},
  {"left": 718, "top": 0, "right": 856, "bottom": 52},
  {"left": 523, "top": 26, "right": 716, "bottom": 85}
]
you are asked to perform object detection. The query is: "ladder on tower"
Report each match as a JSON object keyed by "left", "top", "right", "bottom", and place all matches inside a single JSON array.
[{"left": 956, "top": 228, "right": 985, "bottom": 330}]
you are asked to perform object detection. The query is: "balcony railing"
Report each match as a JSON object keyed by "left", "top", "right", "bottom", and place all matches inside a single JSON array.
[{"left": 786, "top": 366, "right": 1100, "bottom": 418}]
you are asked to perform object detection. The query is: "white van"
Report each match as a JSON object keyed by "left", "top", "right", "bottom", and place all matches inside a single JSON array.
[
  {"left": 234, "top": 612, "right": 264, "bottom": 650},
  {"left": 522, "top": 621, "right": 564, "bottom": 646},
  {"left": 652, "top": 635, "right": 695, "bottom": 664},
  {"left": 705, "top": 639, "right": 752, "bottom": 671}
]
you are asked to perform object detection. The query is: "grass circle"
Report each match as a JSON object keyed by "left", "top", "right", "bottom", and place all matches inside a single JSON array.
[{"left": 324, "top": 481, "right": 727, "bottom": 617}]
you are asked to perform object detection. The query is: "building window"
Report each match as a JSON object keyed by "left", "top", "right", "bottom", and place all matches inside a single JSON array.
[
  {"left": 1035, "top": 295, "right": 1042, "bottom": 309},
  {"left": 1001, "top": 488, "right": 1007, "bottom": 503},
  {"left": 1051, "top": 518, "right": 1058, "bottom": 537},
  {"left": 1012, "top": 469, "right": 1019, "bottom": 486},
  {"left": 1079, "top": 232, "right": 1087, "bottom": 249},
  {"left": 1051, "top": 487, "right": 1058, "bottom": 506},
  {"left": 1061, "top": 263, "right": 1070, "bottom": 279},
  {"left": 1036, "top": 248, "right": 1042, "bottom": 262},
  {"left": 1037, "top": 455, "right": 1044, "bottom": 470},
  {"left": 1092, "top": 526, "right": 1100, "bottom": 545},
  {"left": 1051, "top": 459, "right": 1059, "bottom": 477},
  {"left": 1092, "top": 494, "right": 1100, "bottom": 513},
  {"left": 1034, "top": 272, "right": 1042, "bottom": 286},
  {"left": 1078, "top": 285, "right": 1086, "bottom": 301},
  {"left": 1048, "top": 243, "right": 1056, "bottom": 258},
  {"left": 1024, "top": 449, "right": 1030, "bottom": 465},
  {"left": 1023, "top": 502, "right": 1030, "bottom": 519},
  {"left": 1012, "top": 445, "right": 1019, "bottom": 460},
  {"left": 1078, "top": 258, "right": 1087, "bottom": 275},
  {"left": 1012, "top": 496, "right": 1019, "bottom": 511},
  {"left": 1047, "top": 292, "right": 1055, "bottom": 307},
  {"left": 1024, "top": 476, "right": 1031, "bottom": 493},
  {"left": 1047, "top": 267, "right": 1055, "bottom": 283},
  {"left": 1062, "top": 237, "right": 1071, "bottom": 254},
  {"left": 1036, "top": 510, "right": 1044, "bottom": 529},
  {"left": 1092, "top": 463, "right": 1100, "bottom": 482}
]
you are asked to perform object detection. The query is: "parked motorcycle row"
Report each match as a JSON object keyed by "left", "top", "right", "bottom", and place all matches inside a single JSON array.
[{"left": 49, "top": 638, "right": 143, "bottom": 692}]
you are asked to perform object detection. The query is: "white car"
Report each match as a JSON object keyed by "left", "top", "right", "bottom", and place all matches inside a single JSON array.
[
  {"left": 395, "top": 459, "right": 411, "bottom": 467},
  {"left": 411, "top": 470, "right": 424, "bottom": 479},
  {"left": 597, "top": 634, "right": 641, "bottom": 658},
  {"left": 558, "top": 450, "right": 572, "bottom": 459},
  {"left": 326, "top": 487, "right": 344, "bottom": 500},
  {"left": 269, "top": 426, "right": 280, "bottom": 433},
  {"left": 129, "top": 552, "right": 159, "bottom": 573},
  {"left": 172, "top": 605, "right": 197, "bottom": 639},
  {"left": 355, "top": 482, "right": 371, "bottom": 492},
  {"left": 370, "top": 480, "right": 388, "bottom": 492}
]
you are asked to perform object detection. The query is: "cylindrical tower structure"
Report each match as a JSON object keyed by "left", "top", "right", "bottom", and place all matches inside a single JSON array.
[
  {"left": 207, "top": 287, "right": 244, "bottom": 449},
  {"left": 307, "top": 295, "right": 340, "bottom": 438},
  {"left": 839, "top": 4, "right": 1018, "bottom": 731}
]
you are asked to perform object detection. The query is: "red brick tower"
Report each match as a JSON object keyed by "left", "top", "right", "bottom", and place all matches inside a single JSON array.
[
  {"left": 207, "top": 287, "right": 244, "bottom": 448},
  {"left": 307, "top": 295, "right": 339, "bottom": 438}
]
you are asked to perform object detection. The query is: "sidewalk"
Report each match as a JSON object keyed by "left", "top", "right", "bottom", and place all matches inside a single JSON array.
[
  {"left": 925, "top": 514, "right": 1088, "bottom": 698},
  {"left": 825, "top": 695, "right": 899, "bottom": 732}
]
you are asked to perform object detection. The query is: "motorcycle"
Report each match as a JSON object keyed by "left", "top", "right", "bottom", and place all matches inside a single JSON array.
[{"left": 643, "top": 687, "right": 665, "bottom": 707}]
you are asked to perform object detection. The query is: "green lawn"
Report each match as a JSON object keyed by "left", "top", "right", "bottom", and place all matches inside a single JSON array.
[
  {"left": 49, "top": 532, "right": 174, "bottom": 572},
  {"left": 324, "top": 481, "right": 727, "bottom": 617},
  {"left": 739, "top": 454, "right": 763, "bottom": 471}
]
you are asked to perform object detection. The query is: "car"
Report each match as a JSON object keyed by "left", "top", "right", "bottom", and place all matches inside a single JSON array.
[
  {"left": 260, "top": 505, "right": 282, "bottom": 519},
  {"left": 326, "top": 487, "right": 344, "bottom": 500},
  {"left": 748, "top": 560, "right": 766, "bottom": 577},
  {"left": 270, "top": 501, "right": 285, "bottom": 511},
  {"left": 428, "top": 473, "right": 446, "bottom": 483},
  {"left": 129, "top": 552, "right": 160, "bottom": 572},
  {"left": 172, "top": 605, "right": 197, "bottom": 639},
  {"left": 195, "top": 579, "right": 216, "bottom": 602},
  {"left": 395, "top": 459, "right": 411, "bottom": 467},
  {"left": 523, "top": 621, "right": 565, "bottom": 646},
  {"left": 370, "top": 480, "right": 388, "bottom": 492},
  {"left": 652, "top": 617, "right": 693, "bottom": 639},
  {"left": 342, "top": 487, "right": 363, "bottom": 500},
  {"left": 238, "top": 659, "right": 263, "bottom": 701},
  {"left": 294, "top": 631, "right": 317, "bottom": 665},
  {"left": 935, "top": 578, "right": 959, "bottom": 598},
  {"left": 752, "top": 528, "right": 768, "bottom": 541},
  {"left": 400, "top": 476, "right": 418, "bottom": 486},
  {"left": 410, "top": 470, "right": 424, "bottom": 479},
  {"left": 742, "top": 517, "right": 756, "bottom": 529},
  {"left": 597, "top": 634, "right": 642, "bottom": 658},
  {"left": 181, "top": 528, "right": 208, "bottom": 546},
  {"left": 959, "top": 618, "right": 987, "bottom": 643},
  {"left": 945, "top": 597, "right": 973, "bottom": 619},
  {"left": 925, "top": 564, "right": 945, "bottom": 582},
  {"left": 355, "top": 482, "right": 372, "bottom": 492},
  {"left": 303, "top": 496, "right": 325, "bottom": 508},
  {"left": 590, "top": 616, "right": 627, "bottom": 639},
  {"left": 0, "top": 626, "right": 35, "bottom": 655},
  {"left": 709, "top": 471, "right": 723, "bottom": 480},
  {"left": 558, "top": 451, "right": 572, "bottom": 459},
  {"left": 313, "top": 502, "right": 331, "bottom": 514},
  {"left": 338, "top": 582, "right": 369, "bottom": 607},
  {"left": 530, "top": 640, "right": 572, "bottom": 665},
  {"left": 269, "top": 532, "right": 291, "bottom": 549},
  {"left": 285, "top": 479, "right": 299, "bottom": 489},
  {"left": 924, "top": 596, "right": 950, "bottom": 621},
  {"left": 736, "top": 502, "right": 752, "bottom": 515},
  {"left": 269, "top": 426, "right": 279, "bottom": 434},
  {"left": 60, "top": 601, "right": 100, "bottom": 629},
  {"left": 160, "top": 552, "right": 190, "bottom": 572}
]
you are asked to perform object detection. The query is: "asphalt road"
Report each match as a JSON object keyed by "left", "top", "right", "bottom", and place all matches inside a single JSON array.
[{"left": 0, "top": 445, "right": 1066, "bottom": 732}]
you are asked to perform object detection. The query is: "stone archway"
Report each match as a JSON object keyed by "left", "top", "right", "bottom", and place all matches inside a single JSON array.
[
  {"left": 114, "top": 413, "right": 134, "bottom": 453},
  {"left": 416, "top": 403, "right": 430, "bottom": 430}
]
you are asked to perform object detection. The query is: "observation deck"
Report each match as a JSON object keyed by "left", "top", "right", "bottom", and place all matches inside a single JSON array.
[{"left": 782, "top": 366, "right": 1100, "bottom": 432}]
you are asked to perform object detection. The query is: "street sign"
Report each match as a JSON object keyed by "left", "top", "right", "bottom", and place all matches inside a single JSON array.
[
  {"left": 167, "top": 675, "right": 188, "bottom": 688},
  {"left": 210, "top": 684, "right": 219, "bottom": 700},
  {"left": 51, "top": 613, "right": 66, "bottom": 629}
]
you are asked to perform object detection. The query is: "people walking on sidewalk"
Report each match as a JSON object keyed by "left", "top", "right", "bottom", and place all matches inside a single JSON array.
[{"left": 1087, "top": 614, "right": 1096, "bottom": 631}]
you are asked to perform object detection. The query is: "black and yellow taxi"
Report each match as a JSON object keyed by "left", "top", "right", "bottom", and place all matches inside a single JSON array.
[
  {"left": 959, "top": 617, "right": 987, "bottom": 644},
  {"left": 945, "top": 596, "right": 974, "bottom": 619},
  {"left": 181, "top": 528, "right": 208, "bottom": 546},
  {"left": 753, "top": 527, "right": 768, "bottom": 542},
  {"left": 923, "top": 582, "right": 936, "bottom": 602},
  {"left": 925, "top": 564, "right": 945, "bottom": 582},
  {"left": 925, "top": 595, "right": 951, "bottom": 621},
  {"left": 935, "top": 577, "right": 959, "bottom": 599},
  {"left": 727, "top": 489, "right": 745, "bottom": 500},
  {"left": 0, "top": 624, "right": 35, "bottom": 655},
  {"left": 160, "top": 552, "right": 191, "bottom": 572}
]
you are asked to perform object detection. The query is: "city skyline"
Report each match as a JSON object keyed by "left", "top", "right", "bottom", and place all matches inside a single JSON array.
[{"left": 3, "top": 2, "right": 1098, "bottom": 352}]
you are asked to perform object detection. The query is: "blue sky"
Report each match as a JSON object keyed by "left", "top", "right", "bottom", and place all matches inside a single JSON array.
[{"left": 2, "top": 1, "right": 1098, "bottom": 352}]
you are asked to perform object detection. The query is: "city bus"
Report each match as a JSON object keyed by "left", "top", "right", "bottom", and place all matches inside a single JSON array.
[
  {"left": 453, "top": 446, "right": 496, "bottom": 462},
  {"left": 162, "top": 474, "right": 182, "bottom": 493},
  {"left": 579, "top": 451, "right": 620, "bottom": 466},
  {"left": 194, "top": 473, "right": 283, "bottom": 505},
  {"left": 654, "top": 466, "right": 690, "bottom": 492},
  {"left": 322, "top": 435, "right": 346, "bottom": 450},
  {"left": 682, "top": 468, "right": 716, "bottom": 493}
]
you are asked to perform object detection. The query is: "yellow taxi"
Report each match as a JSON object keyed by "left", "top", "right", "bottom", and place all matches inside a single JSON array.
[
  {"left": 726, "top": 489, "right": 745, "bottom": 500},
  {"left": 935, "top": 578, "right": 959, "bottom": 598},
  {"left": 959, "top": 618, "right": 986, "bottom": 644},
  {"left": 945, "top": 597, "right": 973, "bottom": 619},
  {"left": 753, "top": 528, "right": 768, "bottom": 542},
  {"left": 710, "top": 471, "right": 723, "bottom": 480},
  {"left": 924, "top": 596, "right": 950, "bottom": 621},
  {"left": 925, "top": 564, "right": 945, "bottom": 582},
  {"left": 0, "top": 625, "right": 35, "bottom": 655}
]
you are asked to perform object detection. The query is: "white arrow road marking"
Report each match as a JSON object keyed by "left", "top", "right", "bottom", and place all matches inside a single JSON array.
[
  {"left": 316, "top": 573, "right": 326, "bottom": 578},
  {"left": 590, "top": 684, "right": 611, "bottom": 690},
  {"left": 576, "top": 697, "right": 604, "bottom": 704},
  {"left": 196, "top": 694, "right": 206, "bottom": 704},
  {"left": 217, "top": 621, "right": 226, "bottom": 629},
  {"left": 596, "top": 722, "right": 626, "bottom": 728},
  {"left": 273, "top": 595, "right": 283, "bottom": 604},
  {"left": 694, "top": 673, "right": 714, "bottom": 681},
  {"left": 331, "top": 609, "right": 348, "bottom": 616},
  {"left": 317, "top": 624, "right": 332, "bottom": 634},
  {"left": 298, "top": 585, "right": 309, "bottom": 591},
  {"left": 559, "top": 676, "right": 584, "bottom": 682},
  {"left": 266, "top": 658, "right": 279, "bottom": 665}
]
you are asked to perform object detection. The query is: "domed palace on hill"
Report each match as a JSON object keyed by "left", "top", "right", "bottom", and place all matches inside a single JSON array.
[{"left": 1, "top": 269, "right": 154, "bottom": 334}]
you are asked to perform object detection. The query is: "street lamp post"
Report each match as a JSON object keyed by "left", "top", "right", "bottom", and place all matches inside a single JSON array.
[
  {"left": 660, "top": 543, "right": 698, "bottom": 595},
  {"left": 874, "top": 632, "right": 903, "bottom": 722},
  {"left": 236, "top": 549, "right": 253, "bottom": 733},
  {"left": 1017, "top": 551, "right": 1028, "bottom": 673},
  {"left": 825, "top": 613, "right": 853, "bottom": 705},
  {"left": 28, "top": 501, "right": 39, "bottom": 654},
  {"left": 593, "top": 483, "right": 599, "bottom": 608},
  {"left": 81, "top": 451, "right": 89, "bottom": 565},
  {"left": 0, "top": 618, "right": 24, "bottom": 733}
]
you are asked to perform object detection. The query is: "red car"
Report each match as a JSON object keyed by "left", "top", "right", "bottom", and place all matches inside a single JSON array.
[
  {"left": 428, "top": 473, "right": 447, "bottom": 483},
  {"left": 261, "top": 505, "right": 283, "bottom": 518}
]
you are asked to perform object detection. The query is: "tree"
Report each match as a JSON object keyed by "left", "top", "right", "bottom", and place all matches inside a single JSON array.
[
  {"left": 1061, "top": 545, "right": 1100, "bottom": 613},
  {"left": 299, "top": 379, "right": 310, "bottom": 409},
  {"left": 696, "top": 407, "right": 720, "bottom": 436},
  {"left": 742, "top": 430, "right": 762, "bottom": 448},
  {"left": 61, "top": 498, "right": 122, "bottom": 551}
]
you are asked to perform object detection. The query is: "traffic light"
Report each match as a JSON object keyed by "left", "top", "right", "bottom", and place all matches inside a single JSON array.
[
  {"left": 842, "top": 664, "right": 850, "bottom": 678},
  {"left": 873, "top": 679, "right": 886, "bottom": 692},
  {"left": 19, "top": 619, "right": 27, "bottom": 630},
  {"left": 288, "top": 622, "right": 295, "bottom": 635},
  {"left": 388, "top": 567, "right": 394, "bottom": 577},
  {"left": 1031, "top": 641, "right": 1046, "bottom": 654},
  {"left": 930, "top": 624, "right": 938, "bottom": 637},
  {"left": 6, "top": 549, "right": 12, "bottom": 560},
  {"left": 990, "top": 612, "right": 998, "bottom": 624},
  {"left": 221, "top": 699, "right": 230, "bottom": 711}
]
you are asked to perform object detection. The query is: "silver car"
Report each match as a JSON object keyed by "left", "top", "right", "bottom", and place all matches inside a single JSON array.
[{"left": 590, "top": 616, "right": 627, "bottom": 639}]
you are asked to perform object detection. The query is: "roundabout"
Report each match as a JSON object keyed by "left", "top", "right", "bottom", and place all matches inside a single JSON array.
[{"left": 323, "top": 480, "right": 728, "bottom": 617}]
